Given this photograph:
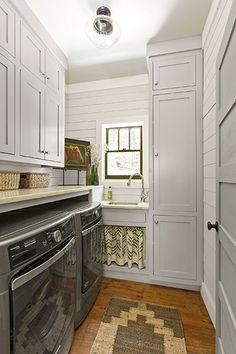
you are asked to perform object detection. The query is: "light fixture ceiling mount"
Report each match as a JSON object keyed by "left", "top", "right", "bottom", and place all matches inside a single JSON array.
[
  {"left": 93, "top": 6, "right": 113, "bottom": 35},
  {"left": 86, "top": 6, "right": 121, "bottom": 49}
]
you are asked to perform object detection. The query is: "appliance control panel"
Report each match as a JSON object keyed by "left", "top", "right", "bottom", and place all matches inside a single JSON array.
[
  {"left": 81, "top": 206, "right": 102, "bottom": 229},
  {"left": 8, "top": 217, "right": 73, "bottom": 270}
]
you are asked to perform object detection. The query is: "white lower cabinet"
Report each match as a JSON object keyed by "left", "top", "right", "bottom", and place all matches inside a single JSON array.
[
  {"left": 153, "top": 215, "right": 197, "bottom": 281},
  {"left": 0, "top": 53, "right": 14, "bottom": 154}
]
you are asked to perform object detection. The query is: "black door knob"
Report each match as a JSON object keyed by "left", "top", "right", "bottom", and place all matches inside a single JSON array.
[{"left": 207, "top": 221, "right": 219, "bottom": 232}]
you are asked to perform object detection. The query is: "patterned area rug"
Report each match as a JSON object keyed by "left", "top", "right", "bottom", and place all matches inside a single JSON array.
[{"left": 90, "top": 298, "right": 187, "bottom": 354}]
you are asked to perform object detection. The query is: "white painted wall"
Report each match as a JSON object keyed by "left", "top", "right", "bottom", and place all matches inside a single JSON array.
[
  {"left": 65, "top": 74, "right": 149, "bottom": 202},
  {"left": 201, "top": 0, "right": 233, "bottom": 326}
]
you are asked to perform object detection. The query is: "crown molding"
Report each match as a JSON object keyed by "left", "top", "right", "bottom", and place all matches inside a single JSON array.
[{"left": 66, "top": 74, "right": 148, "bottom": 94}]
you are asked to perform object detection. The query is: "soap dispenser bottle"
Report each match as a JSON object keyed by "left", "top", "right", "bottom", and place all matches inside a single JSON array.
[{"left": 108, "top": 186, "right": 113, "bottom": 200}]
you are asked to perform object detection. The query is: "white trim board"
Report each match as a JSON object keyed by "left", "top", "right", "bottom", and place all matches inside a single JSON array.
[
  {"left": 66, "top": 74, "right": 148, "bottom": 94},
  {"left": 201, "top": 282, "right": 216, "bottom": 327},
  {"left": 147, "top": 36, "right": 202, "bottom": 57}
]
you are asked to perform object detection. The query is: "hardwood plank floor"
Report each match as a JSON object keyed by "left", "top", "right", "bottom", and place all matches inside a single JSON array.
[{"left": 69, "top": 277, "right": 215, "bottom": 354}]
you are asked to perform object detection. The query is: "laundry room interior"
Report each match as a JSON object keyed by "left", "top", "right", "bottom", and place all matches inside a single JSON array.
[{"left": 0, "top": 0, "right": 236, "bottom": 353}]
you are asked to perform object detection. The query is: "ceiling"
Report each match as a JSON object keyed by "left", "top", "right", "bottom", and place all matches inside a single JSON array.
[{"left": 25, "top": 0, "right": 213, "bottom": 84}]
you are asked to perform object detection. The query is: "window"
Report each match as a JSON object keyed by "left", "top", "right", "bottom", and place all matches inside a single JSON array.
[{"left": 105, "top": 126, "right": 143, "bottom": 179}]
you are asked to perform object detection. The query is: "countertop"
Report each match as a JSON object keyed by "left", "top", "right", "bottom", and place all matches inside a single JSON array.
[
  {"left": 101, "top": 200, "right": 149, "bottom": 210},
  {"left": 0, "top": 185, "right": 103, "bottom": 205}
]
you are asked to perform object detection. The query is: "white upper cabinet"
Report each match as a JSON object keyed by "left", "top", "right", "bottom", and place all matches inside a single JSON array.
[
  {"left": 0, "top": 0, "right": 15, "bottom": 56},
  {"left": 20, "top": 70, "right": 45, "bottom": 160},
  {"left": 153, "top": 91, "right": 197, "bottom": 212},
  {"left": 20, "top": 22, "right": 45, "bottom": 82},
  {"left": 0, "top": 53, "right": 14, "bottom": 154},
  {"left": 151, "top": 54, "right": 196, "bottom": 91},
  {"left": 45, "top": 90, "right": 62, "bottom": 162},
  {"left": 45, "top": 50, "right": 62, "bottom": 95},
  {"left": 0, "top": 1, "right": 67, "bottom": 167}
]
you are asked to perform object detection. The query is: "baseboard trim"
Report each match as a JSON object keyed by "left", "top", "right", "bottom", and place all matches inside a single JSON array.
[
  {"left": 103, "top": 270, "right": 149, "bottom": 284},
  {"left": 103, "top": 270, "right": 201, "bottom": 291},
  {"left": 201, "top": 282, "right": 216, "bottom": 327}
]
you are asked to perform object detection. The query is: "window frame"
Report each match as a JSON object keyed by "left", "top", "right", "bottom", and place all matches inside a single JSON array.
[{"left": 105, "top": 125, "right": 143, "bottom": 180}]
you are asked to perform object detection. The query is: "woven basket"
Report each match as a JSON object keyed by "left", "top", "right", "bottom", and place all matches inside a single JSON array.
[
  {"left": 19, "top": 173, "right": 49, "bottom": 189},
  {"left": 0, "top": 171, "right": 20, "bottom": 190}
]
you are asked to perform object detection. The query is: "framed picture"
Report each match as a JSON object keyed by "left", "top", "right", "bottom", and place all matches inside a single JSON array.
[{"left": 65, "top": 138, "right": 90, "bottom": 169}]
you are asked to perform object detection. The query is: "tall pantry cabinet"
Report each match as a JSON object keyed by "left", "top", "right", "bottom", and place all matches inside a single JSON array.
[
  {"left": 147, "top": 37, "right": 203, "bottom": 289},
  {"left": 0, "top": 0, "right": 67, "bottom": 167}
]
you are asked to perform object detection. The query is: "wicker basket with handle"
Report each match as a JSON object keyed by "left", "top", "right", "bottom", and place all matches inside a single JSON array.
[
  {"left": 19, "top": 173, "right": 49, "bottom": 189},
  {"left": 0, "top": 171, "right": 20, "bottom": 190}
]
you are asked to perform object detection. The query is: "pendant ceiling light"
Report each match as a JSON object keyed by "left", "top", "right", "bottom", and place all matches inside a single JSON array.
[{"left": 86, "top": 6, "right": 121, "bottom": 49}]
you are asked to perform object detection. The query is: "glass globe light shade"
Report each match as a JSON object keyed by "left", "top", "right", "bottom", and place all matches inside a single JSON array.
[{"left": 86, "top": 8, "right": 121, "bottom": 49}]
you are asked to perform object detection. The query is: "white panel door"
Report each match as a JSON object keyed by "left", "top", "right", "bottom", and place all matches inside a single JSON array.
[
  {"left": 153, "top": 92, "right": 196, "bottom": 212},
  {"left": 215, "top": 2, "right": 236, "bottom": 353},
  {"left": 20, "top": 22, "right": 45, "bottom": 82},
  {"left": 153, "top": 215, "right": 197, "bottom": 280},
  {"left": 152, "top": 55, "right": 196, "bottom": 91},
  {"left": 44, "top": 89, "right": 62, "bottom": 162},
  {"left": 0, "top": 53, "right": 14, "bottom": 154},
  {"left": 20, "top": 70, "right": 45, "bottom": 159},
  {"left": 0, "top": 0, "right": 15, "bottom": 56},
  {"left": 45, "top": 50, "right": 61, "bottom": 95}
]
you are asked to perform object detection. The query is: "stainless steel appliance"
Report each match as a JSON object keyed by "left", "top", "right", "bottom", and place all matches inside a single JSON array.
[
  {"left": 74, "top": 202, "right": 103, "bottom": 327},
  {"left": 0, "top": 209, "right": 76, "bottom": 354},
  {"left": 23, "top": 200, "right": 103, "bottom": 329}
]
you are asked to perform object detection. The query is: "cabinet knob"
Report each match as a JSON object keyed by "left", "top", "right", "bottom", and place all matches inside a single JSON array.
[
  {"left": 154, "top": 153, "right": 159, "bottom": 157},
  {"left": 40, "top": 150, "right": 44, "bottom": 154},
  {"left": 41, "top": 73, "right": 46, "bottom": 77},
  {"left": 46, "top": 76, "right": 50, "bottom": 80},
  {"left": 154, "top": 81, "right": 158, "bottom": 86},
  {"left": 155, "top": 220, "right": 158, "bottom": 224},
  {"left": 44, "top": 150, "right": 49, "bottom": 154},
  {"left": 207, "top": 221, "right": 219, "bottom": 232}
]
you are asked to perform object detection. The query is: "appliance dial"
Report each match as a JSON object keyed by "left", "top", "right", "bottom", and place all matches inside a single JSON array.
[{"left": 51, "top": 230, "right": 62, "bottom": 243}]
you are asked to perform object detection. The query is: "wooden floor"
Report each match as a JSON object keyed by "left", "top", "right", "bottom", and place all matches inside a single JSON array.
[{"left": 69, "top": 278, "right": 215, "bottom": 354}]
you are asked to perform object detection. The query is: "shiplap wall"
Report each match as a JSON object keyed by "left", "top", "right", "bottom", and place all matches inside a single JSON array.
[
  {"left": 201, "top": 0, "right": 233, "bottom": 326},
  {"left": 65, "top": 75, "right": 149, "bottom": 202},
  {"left": 0, "top": 76, "right": 149, "bottom": 192}
]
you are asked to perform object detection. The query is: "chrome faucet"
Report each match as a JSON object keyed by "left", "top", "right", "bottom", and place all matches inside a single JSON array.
[{"left": 127, "top": 173, "right": 148, "bottom": 202}]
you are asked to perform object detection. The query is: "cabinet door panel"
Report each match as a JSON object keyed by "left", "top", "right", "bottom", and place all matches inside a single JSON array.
[
  {"left": 45, "top": 50, "right": 61, "bottom": 95},
  {"left": 44, "top": 90, "right": 62, "bottom": 162},
  {"left": 153, "top": 92, "right": 196, "bottom": 212},
  {"left": 20, "top": 22, "right": 45, "bottom": 82},
  {"left": 152, "top": 55, "right": 196, "bottom": 91},
  {"left": 154, "top": 216, "right": 197, "bottom": 280},
  {"left": 20, "top": 70, "right": 45, "bottom": 159},
  {"left": 0, "top": 53, "right": 14, "bottom": 154},
  {"left": 0, "top": 0, "right": 15, "bottom": 56}
]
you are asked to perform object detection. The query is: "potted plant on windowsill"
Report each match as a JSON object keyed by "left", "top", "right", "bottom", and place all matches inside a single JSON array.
[{"left": 86, "top": 144, "right": 101, "bottom": 185}]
